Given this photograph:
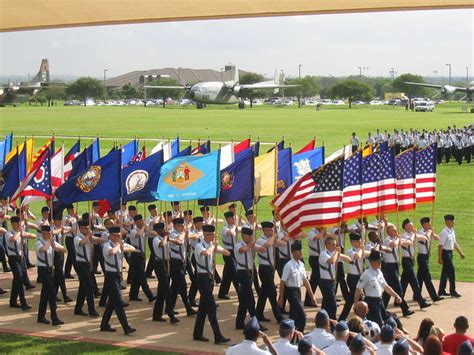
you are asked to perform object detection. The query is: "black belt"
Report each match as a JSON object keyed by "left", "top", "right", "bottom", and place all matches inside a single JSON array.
[{"left": 364, "top": 296, "right": 382, "bottom": 301}]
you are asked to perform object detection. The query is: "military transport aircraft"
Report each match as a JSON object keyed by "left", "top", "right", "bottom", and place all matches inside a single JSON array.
[
  {"left": 0, "top": 59, "right": 55, "bottom": 106},
  {"left": 144, "top": 67, "right": 298, "bottom": 109},
  {"left": 405, "top": 81, "right": 474, "bottom": 112}
]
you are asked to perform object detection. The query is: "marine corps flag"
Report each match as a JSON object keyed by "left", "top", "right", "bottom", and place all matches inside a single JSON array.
[
  {"left": 254, "top": 149, "right": 277, "bottom": 197},
  {"left": 56, "top": 149, "right": 121, "bottom": 204},
  {"left": 154, "top": 150, "right": 220, "bottom": 202}
]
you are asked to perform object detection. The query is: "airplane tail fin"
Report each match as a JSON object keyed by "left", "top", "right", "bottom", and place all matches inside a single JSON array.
[
  {"left": 272, "top": 69, "right": 285, "bottom": 94},
  {"left": 31, "top": 58, "right": 50, "bottom": 84}
]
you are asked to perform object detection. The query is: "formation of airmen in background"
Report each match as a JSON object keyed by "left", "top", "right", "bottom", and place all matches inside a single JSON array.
[
  {"left": 0, "top": 198, "right": 467, "bottom": 352},
  {"left": 350, "top": 125, "right": 473, "bottom": 164}
]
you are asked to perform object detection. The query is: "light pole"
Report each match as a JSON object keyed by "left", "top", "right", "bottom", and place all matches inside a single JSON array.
[
  {"left": 365, "top": 67, "right": 369, "bottom": 77},
  {"left": 358, "top": 66, "right": 362, "bottom": 79},
  {"left": 178, "top": 67, "right": 181, "bottom": 85},
  {"left": 280, "top": 69, "right": 285, "bottom": 98},
  {"left": 466, "top": 66, "right": 469, "bottom": 84},
  {"left": 298, "top": 64, "right": 302, "bottom": 108},
  {"left": 390, "top": 67, "right": 395, "bottom": 82},
  {"left": 103, "top": 69, "right": 108, "bottom": 102},
  {"left": 445, "top": 64, "right": 451, "bottom": 85}
]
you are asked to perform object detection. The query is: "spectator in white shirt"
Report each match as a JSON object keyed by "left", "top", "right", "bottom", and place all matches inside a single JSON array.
[
  {"left": 305, "top": 309, "right": 335, "bottom": 350},
  {"left": 324, "top": 321, "right": 350, "bottom": 355},
  {"left": 272, "top": 319, "right": 300, "bottom": 355}
]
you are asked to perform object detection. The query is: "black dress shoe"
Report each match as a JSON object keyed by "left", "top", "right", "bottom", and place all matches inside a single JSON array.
[
  {"left": 153, "top": 317, "right": 167, "bottom": 322},
  {"left": 189, "top": 301, "right": 198, "bottom": 308},
  {"left": 64, "top": 296, "right": 73, "bottom": 303},
  {"left": 65, "top": 275, "right": 75, "bottom": 279},
  {"left": 21, "top": 304, "right": 32, "bottom": 311},
  {"left": 89, "top": 310, "right": 100, "bottom": 317},
  {"left": 432, "top": 296, "right": 444, "bottom": 302},
  {"left": 100, "top": 326, "right": 116, "bottom": 332},
  {"left": 56, "top": 297, "right": 62, "bottom": 302},
  {"left": 173, "top": 310, "right": 179, "bottom": 315},
  {"left": 124, "top": 327, "right": 136, "bottom": 335},
  {"left": 148, "top": 296, "right": 156, "bottom": 302},
  {"left": 438, "top": 291, "right": 450, "bottom": 296},
  {"left": 37, "top": 318, "right": 50, "bottom": 324},
  {"left": 52, "top": 319, "right": 64, "bottom": 326},
  {"left": 403, "top": 310, "right": 415, "bottom": 317},
  {"left": 120, "top": 285, "right": 126, "bottom": 290},
  {"left": 259, "top": 324, "right": 268, "bottom": 332},
  {"left": 4, "top": 268, "right": 11, "bottom": 272},
  {"left": 451, "top": 292, "right": 462, "bottom": 298},
  {"left": 27, "top": 263, "right": 35, "bottom": 269},
  {"left": 129, "top": 297, "right": 143, "bottom": 301},
  {"left": 193, "top": 335, "right": 209, "bottom": 342},
  {"left": 218, "top": 295, "right": 230, "bottom": 300},
  {"left": 0, "top": 289, "right": 7, "bottom": 295},
  {"left": 215, "top": 336, "right": 231, "bottom": 344},
  {"left": 420, "top": 302, "right": 432, "bottom": 309},
  {"left": 187, "top": 309, "right": 197, "bottom": 316},
  {"left": 26, "top": 284, "right": 36, "bottom": 290},
  {"left": 122, "top": 302, "right": 130, "bottom": 308},
  {"left": 258, "top": 317, "right": 271, "bottom": 322},
  {"left": 236, "top": 324, "right": 245, "bottom": 330},
  {"left": 93, "top": 271, "right": 101, "bottom": 275},
  {"left": 74, "top": 309, "right": 88, "bottom": 316},
  {"left": 10, "top": 303, "right": 21, "bottom": 308},
  {"left": 169, "top": 317, "right": 180, "bottom": 324},
  {"left": 94, "top": 292, "right": 102, "bottom": 298},
  {"left": 99, "top": 302, "right": 106, "bottom": 308}
]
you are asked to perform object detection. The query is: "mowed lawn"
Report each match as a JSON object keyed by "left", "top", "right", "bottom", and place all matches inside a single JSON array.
[
  {"left": 1, "top": 103, "right": 473, "bottom": 280},
  {"left": 0, "top": 333, "right": 178, "bottom": 354}
]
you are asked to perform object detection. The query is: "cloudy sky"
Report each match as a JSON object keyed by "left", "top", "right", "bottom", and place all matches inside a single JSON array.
[{"left": 0, "top": 9, "right": 472, "bottom": 79}]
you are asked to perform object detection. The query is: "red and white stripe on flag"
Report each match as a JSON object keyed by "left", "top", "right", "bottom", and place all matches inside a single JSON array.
[
  {"left": 415, "top": 173, "right": 436, "bottom": 203},
  {"left": 397, "top": 177, "right": 415, "bottom": 211}
]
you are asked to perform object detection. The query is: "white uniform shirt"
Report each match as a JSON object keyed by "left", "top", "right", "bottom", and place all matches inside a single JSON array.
[
  {"left": 305, "top": 328, "right": 335, "bottom": 350},
  {"left": 169, "top": 229, "right": 185, "bottom": 260},
  {"left": 375, "top": 342, "right": 394, "bottom": 355},
  {"left": 188, "top": 228, "right": 203, "bottom": 249},
  {"left": 277, "top": 229, "right": 293, "bottom": 260},
  {"left": 74, "top": 233, "right": 91, "bottom": 263},
  {"left": 307, "top": 228, "right": 324, "bottom": 257},
  {"left": 352, "top": 136, "right": 360, "bottom": 147},
  {"left": 152, "top": 235, "right": 169, "bottom": 261},
  {"left": 382, "top": 237, "right": 398, "bottom": 263},
  {"left": 256, "top": 236, "right": 274, "bottom": 267},
  {"left": 281, "top": 258, "right": 307, "bottom": 287},
  {"left": 101, "top": 230, "right": 110, "bottom": 243},
  {"left": 272, "top": 338, "right": 298, "bottom": 355},
  {"left": 400, "top": 231, "right": 415, "bottom": 258},
  {"left": 225, "top": 340, "right": 271, "bottom": 355},
  {"left": 102, "top": 241, "right": 129, "bottom": 273},
  {"left": 324, "top": 340, "right": 350, "bottom": 355},
  {"left": 35, "top": 238, "right": 60, "bottom": 268},
  {"left": 234, "top": 240, "right": 253, "bottom": 271},
  {"left": 356, "top": 266, "right": 388, "bottom": 298},
  {"left": 129, "top": 226, "right": 146, "bottom": 254},
  {"left": 63, "top": 214, "right": 77, "bottom": 238},
  {"left": 91, "top": 214, "right": 103, "bottom": 235},
  {"left": 52, "top": 225, "right": 65, "bottom": 245},
  {"left": 221, "top": 224, "right": 237, "bottom": 251},
  {"left": 319, "top": 249, "right": 336, "bottom": 280},
  {"left": 439, "top": 226, "right": 456, "bottom": 250},
  {"left": 347, "top": 247, "right": 364, "bottom": 275},
  {"left": 194, "top": 240, "right": 214, "bottom": 274},
  {"left": 4, "top": 230, "right": 22, "bottom": 257},
  {"left": 417, "top": 228, "right": 431, "bottom": 255}
]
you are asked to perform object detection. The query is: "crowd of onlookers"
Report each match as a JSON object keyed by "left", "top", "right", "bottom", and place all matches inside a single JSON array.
[{"left": 226, "top": 305, "right": 474, "bottom": 354}]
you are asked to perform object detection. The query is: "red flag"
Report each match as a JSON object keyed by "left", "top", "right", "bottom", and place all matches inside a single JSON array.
[
  {"left": 130, "top": 146, "right": 146, "bottom": 164},
  {"left": 295, "top": 139, "right": 315, "bottom": 154},
  {"left": 98, "top": 199, "right": 111, "bottom": 217},
  {"left": 234, "top": 139, "right": 251, "bottom": 154}
]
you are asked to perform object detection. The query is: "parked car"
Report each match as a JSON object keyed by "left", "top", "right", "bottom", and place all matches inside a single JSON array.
[
  {"left": 369, "top": 100, "right": 383, "bottom": 105},
  {"left": 414, "top": 101, "right": 435, "bottom": 112}
]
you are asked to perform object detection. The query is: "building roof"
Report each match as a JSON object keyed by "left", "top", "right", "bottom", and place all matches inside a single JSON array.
[{"left": 105, "top": 66, "right": 249, "bottom": 90}]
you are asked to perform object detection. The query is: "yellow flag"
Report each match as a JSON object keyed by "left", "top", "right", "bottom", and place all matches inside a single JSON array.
[
  {"left": 254, "top": 149, "right": 276, "bottom": 197},
  {"left": 362, "top": 144, "right": 373, "bottom": 157},
  {"left": 5, "top": 138, "right": 34, "bottom": 171}
]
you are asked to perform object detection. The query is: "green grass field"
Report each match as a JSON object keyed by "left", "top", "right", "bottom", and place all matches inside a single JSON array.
[
  {"left": 1, "top": 103, "right": 473, "bottom": 281},
  {"left": 0, "top": 333, "right": 178, "bottom": 354}
]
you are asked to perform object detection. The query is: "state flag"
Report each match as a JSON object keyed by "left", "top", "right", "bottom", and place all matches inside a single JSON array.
[
  {"left": 254, "top": 149, "right": 276, "bottom": 197},
  {"left": 291, "top": 147, "right": 325, "bottom": 182}
]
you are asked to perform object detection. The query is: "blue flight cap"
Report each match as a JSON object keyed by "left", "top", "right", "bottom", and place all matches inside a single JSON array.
[
  {"left": 335, "top": 320, "right": 349, "bottom": 332},
  {"left": 315, "top": 309, "right": 329, "bottom": 323},
  {"left": 350, "top": 333, "right": 365, "bottom": 352},
  {"left": 297, "top": 336, "right": 313, "bottom": 353},
  {"left": 245, "top": 316, "right": 260, "bottom": 332},
  {"left": 393, "top": 338, "right": 410, "bottom": 353},
  {"left": 279, "top": 319, "right": 295, "bottom": 330},
  {"left": 380, "top": 325, "right": 394, "bottom": 338},
  {"left": 385, "top": 316, "right": 398, "bottom": 329},
  {"left": 458, "top": 340, "right": 473, "bottom": 355}
]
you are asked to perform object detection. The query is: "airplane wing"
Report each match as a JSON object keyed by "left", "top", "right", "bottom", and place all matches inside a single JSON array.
[
  {"left": 404, "top": 82, "right": 466, "bottom": 93},
  {"left": 239, "top": 83, "right": 299, "bottom": 90},
  {"left": 144, "top": 85, "right": 187, "bottom": 90}
]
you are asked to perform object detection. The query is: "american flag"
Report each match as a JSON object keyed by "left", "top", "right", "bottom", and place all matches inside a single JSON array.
[
  {"left": 395, "top": 148, "right": 416, "bottom": 211},
  {"left": 415, "top": 143, "right": 437, "bottom": 204},
  {"left": 276, "top": 157, "right": 344, "bottom": 236},
  {"left": 11, "top": 147, "right": 52, "bottom": 204},
  {"left": 129, "top": 146, "right": 146, "bottom": 165},
  {"left": 342, "top": 151, "right": 362, "bottom": 220},
  {"left": 362, "top": 149, "right": 397, "bottom": 216}
]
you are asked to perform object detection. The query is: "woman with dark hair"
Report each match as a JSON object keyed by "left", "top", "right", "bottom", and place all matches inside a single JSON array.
[
  {"left": 424, "top": 335, "right": 449, "bottom": 355},
  {"left": 415, "top": 318, "right": 435, "bottom": 346}
]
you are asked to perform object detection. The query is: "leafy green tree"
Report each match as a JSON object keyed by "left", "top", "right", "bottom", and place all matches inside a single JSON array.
[
  {"left": 393, "top": 73, "right": 428, "bottom": 99},
  {"left": 239, "top": 72, "right": 271, "bottom": 106},
  {"left": 146, "top": 77, "right": 182, "bottom": 108},
  {"left": 66, "top": 77, "right": 104, "bottom": 105},
  {"left": 284, "top": 76, "right": 320, "bottom": 98},
  {"left": 328, "top": 79, "right": 372, "bottom": 108},
  {"left": 36, "top": 86, "right": 66, "bottom": 106},
  {"left": 121, "top": 83, "right": 138, "bottom": 99}
]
